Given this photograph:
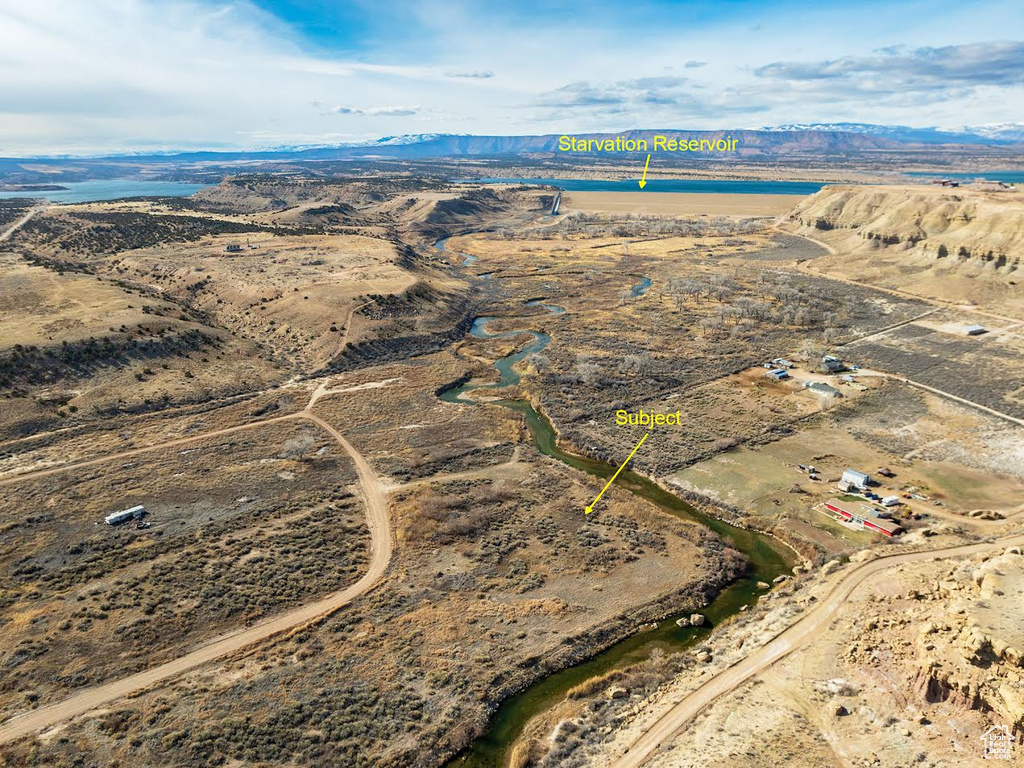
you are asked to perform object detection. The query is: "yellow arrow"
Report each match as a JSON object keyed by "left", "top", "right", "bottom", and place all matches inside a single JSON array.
[
  {"left": 638, "top": 153, "right": 651, "bottom": 189},
  {"left": 584, "top": 432, "right": 650, "bottom": 514}
]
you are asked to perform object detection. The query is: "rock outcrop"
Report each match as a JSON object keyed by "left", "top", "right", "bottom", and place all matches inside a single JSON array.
[{"left": 789, "top": 185, "right": 1024, "bottom": 273}]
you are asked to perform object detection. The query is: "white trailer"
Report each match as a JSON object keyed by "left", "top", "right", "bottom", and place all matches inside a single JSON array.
[{"left": 105, "top": 505, "right": 146, "bottom": 526}]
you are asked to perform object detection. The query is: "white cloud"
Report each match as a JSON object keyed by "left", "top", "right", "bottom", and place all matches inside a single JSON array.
[
  {"left": 446, "top": 70, "right": 495, "bottom": 79},
  {"left": 0, "top": 0, "right": 1021, "bottom": 154},
  {"left": 328, "top": 105, "right": 419, "bottom": 116}
]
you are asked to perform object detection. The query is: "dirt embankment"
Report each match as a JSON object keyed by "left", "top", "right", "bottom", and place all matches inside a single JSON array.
[{"left": 788, "top": 184, "right": 1024, "bottom": 271}]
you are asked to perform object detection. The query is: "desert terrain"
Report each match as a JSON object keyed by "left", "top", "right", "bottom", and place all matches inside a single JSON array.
[
  {"left": 0, "top": 172, "right": 1021, "bottom": 768},
  {"left": 563, "top": 192, "right": 798, "bottom": 216}
]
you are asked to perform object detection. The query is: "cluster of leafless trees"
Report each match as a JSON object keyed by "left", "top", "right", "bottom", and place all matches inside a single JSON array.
[{"left": 509, "top": 213, "right": 769, "bottom": 240}]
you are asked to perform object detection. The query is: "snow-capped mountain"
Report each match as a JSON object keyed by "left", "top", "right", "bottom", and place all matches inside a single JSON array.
[
  {"left": 959, "top": 123, "right": 1024, "bottom": 143},
  {"left": 764, "top": 122, "right": 1024, "bottom": 145}
]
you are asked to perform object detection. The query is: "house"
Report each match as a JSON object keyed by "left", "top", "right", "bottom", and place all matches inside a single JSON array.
[
  {"left": 841, "top": 468, "right": 871, "bottom": 489},
  {"left": 804, "top": 381, "right": 842, "bottom": 398},
  {"left": 822, "top": 498, "right": 902, "bottom": 537},
  {"left": 105, "top": 505, "right": 146, "bottom": 526},
  {"left": 965, "top": 324, "right": 987, "bottom": 336},
  {"left": 820, "top": 356, "right": 845, "bottom": 374},
  {"left": 765, "top": 369, "right": 790, "bottom": 381}
]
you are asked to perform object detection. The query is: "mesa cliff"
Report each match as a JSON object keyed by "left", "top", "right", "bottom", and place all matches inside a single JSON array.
[
  {"left": 790, "top": 184, "right": 1024, "bottom": 270},
  {"left": 783, "top": 184, "right": 1024, "bottom": 316}
]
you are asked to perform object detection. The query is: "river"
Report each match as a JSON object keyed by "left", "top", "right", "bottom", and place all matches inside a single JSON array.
[{"left": 436, "top": 239, "right": 793, "bottom": 767}]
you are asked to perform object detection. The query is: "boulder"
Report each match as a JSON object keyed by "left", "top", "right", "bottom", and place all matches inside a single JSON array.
[
  {"left": 850, "top": 550, "right": 878, "bottom": 563},
  {"left": 689, "top": 613, "right": 706, "bottom": 627}
]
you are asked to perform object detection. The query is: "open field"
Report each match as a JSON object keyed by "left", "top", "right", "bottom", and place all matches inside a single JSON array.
[
  {"left": 110, "top": 230, "right": 415, "bottom": 368},
  {"left": 675, "top": 383, "right": 1024, "bottom": 555},
  {"left": 0, "top": 349, "right": 742, "bottom": 767},
  {"left": 447, "top": 227, "right": 929, "bottom": 485},
  {"left": 0, "top": 419, "right": 369, "bottom": 717},
  {"left": 564, "top": 191, "right": 803, "bottom": 216},
  {"left": 2, "top": 177, "right": 1024, "bottom": 767},
  {"left": 842, "top": 309, "right": 1024, "bottom": 420},
  {"left": 0, "top": 248, "right": 282, "bottom": 440}
]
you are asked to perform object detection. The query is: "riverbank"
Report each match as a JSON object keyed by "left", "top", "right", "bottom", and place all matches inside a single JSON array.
[{"left": 437, "top": 284, "right": 795, "bottom": 767}]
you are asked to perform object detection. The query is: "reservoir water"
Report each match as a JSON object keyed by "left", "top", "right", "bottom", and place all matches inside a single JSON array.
[
  {"left": 474, "top": 177, "right": 824, "bottom": 195},
  {"left": 437, "top": 251, "right": 793, "bottom": 767},
  {"left": 0, "top": 180, "right": 209, "bottom": 203},
  {"left": 904, "top": 170, "right": 1024, "bottom": 184}
]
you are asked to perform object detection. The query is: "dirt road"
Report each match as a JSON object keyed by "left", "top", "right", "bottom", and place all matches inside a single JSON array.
[
  {"left": 610, "top": 534, "right": 1024, "bottom": 768},
  {"left": 882, "top": 373, "right": 1024, "bottom": 427},
  {"left": 0, "top": 407, "right": 393, "bottom": 746},
  {"left": 0, "top": 205, "right": 41, "bottom": 242},
  {"left": 0, "top": 412, "right": 302, "bottom": 488}
]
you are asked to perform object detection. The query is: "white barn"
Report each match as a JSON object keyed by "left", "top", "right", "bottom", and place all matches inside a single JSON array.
[{"left": 841, "top": 469, "right": 871, "bottom": 489}]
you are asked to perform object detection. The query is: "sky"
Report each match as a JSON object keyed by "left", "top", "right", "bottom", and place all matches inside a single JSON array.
[{"left": 1, "top": 0, "right": 1023, "bottom": 155}]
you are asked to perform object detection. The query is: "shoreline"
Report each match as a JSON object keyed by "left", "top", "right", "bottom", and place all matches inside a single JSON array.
[{"left": 563, "top": 190, "right": 803, "bottom": 216}]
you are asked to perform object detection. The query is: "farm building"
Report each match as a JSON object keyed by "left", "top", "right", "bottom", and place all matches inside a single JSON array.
[
  {"left": 821, "top": 498, "right": 902, "bottom": 537},
  {"left": 105, "top": 505, "right": 146, "bottom": 526},
  {"left": 804, "top": 381, "right": 842, "bottom": 398},
  {"left": 965, "top": 324, "right": 987, "bottom": 336},
  {"left": 841, "top": 468, "right": 871, "bottom": 489},
  {"left": 225, "top": 244, "right": 243, "bottom": 253},
  {"left": 765, "top": 369, "right": 790, "bottom": 381},
  {"left": 820, "top": 356, "right": 845, "bottom": 373}
]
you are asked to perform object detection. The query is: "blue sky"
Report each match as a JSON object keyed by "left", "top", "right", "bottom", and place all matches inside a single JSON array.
[{"left": 1, "top": 0, "right": 1022, "bottom": 154}]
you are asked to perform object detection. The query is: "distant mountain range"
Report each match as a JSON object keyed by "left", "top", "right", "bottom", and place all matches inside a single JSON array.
[
  {"left": 762, "top": 122, "right": 1024, "bottom": 145},
  {"left": 1, "top": 125, "right": 1021, "bottom": 183},
  {"left": 52, "top": 125, "right": 1023, "bottom": 163}
]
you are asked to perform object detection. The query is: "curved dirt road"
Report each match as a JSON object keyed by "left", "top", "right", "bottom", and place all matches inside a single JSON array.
[
  {"left": 611, "top": 534, "right": 1024, "bottom": 768},
  {"left": 0, "top": 410, "right": 392, "bottom": 746}
]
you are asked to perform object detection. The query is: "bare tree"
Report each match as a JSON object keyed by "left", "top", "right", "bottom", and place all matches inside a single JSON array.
[
  {"left": 576, "top": 362, "right": 602, "bottom": 386},
  {"left": 797, "top": 339, "right": 825, "bottom": 363},
  {"left": 282, "top": 433, "right": 316, "bottom": 461}
]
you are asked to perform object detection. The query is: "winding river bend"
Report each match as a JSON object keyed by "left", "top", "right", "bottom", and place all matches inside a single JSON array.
[{"left": 436, "top": 239, "right": 793, "bottom": 768}]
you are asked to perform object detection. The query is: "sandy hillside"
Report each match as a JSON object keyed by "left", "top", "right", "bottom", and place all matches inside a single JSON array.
[
  {"left": 784, "top": 184, "right": 1024, "bottom": 316},
  {"left": 565, "top": 191, "right": 803, "bottom": 216}
]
